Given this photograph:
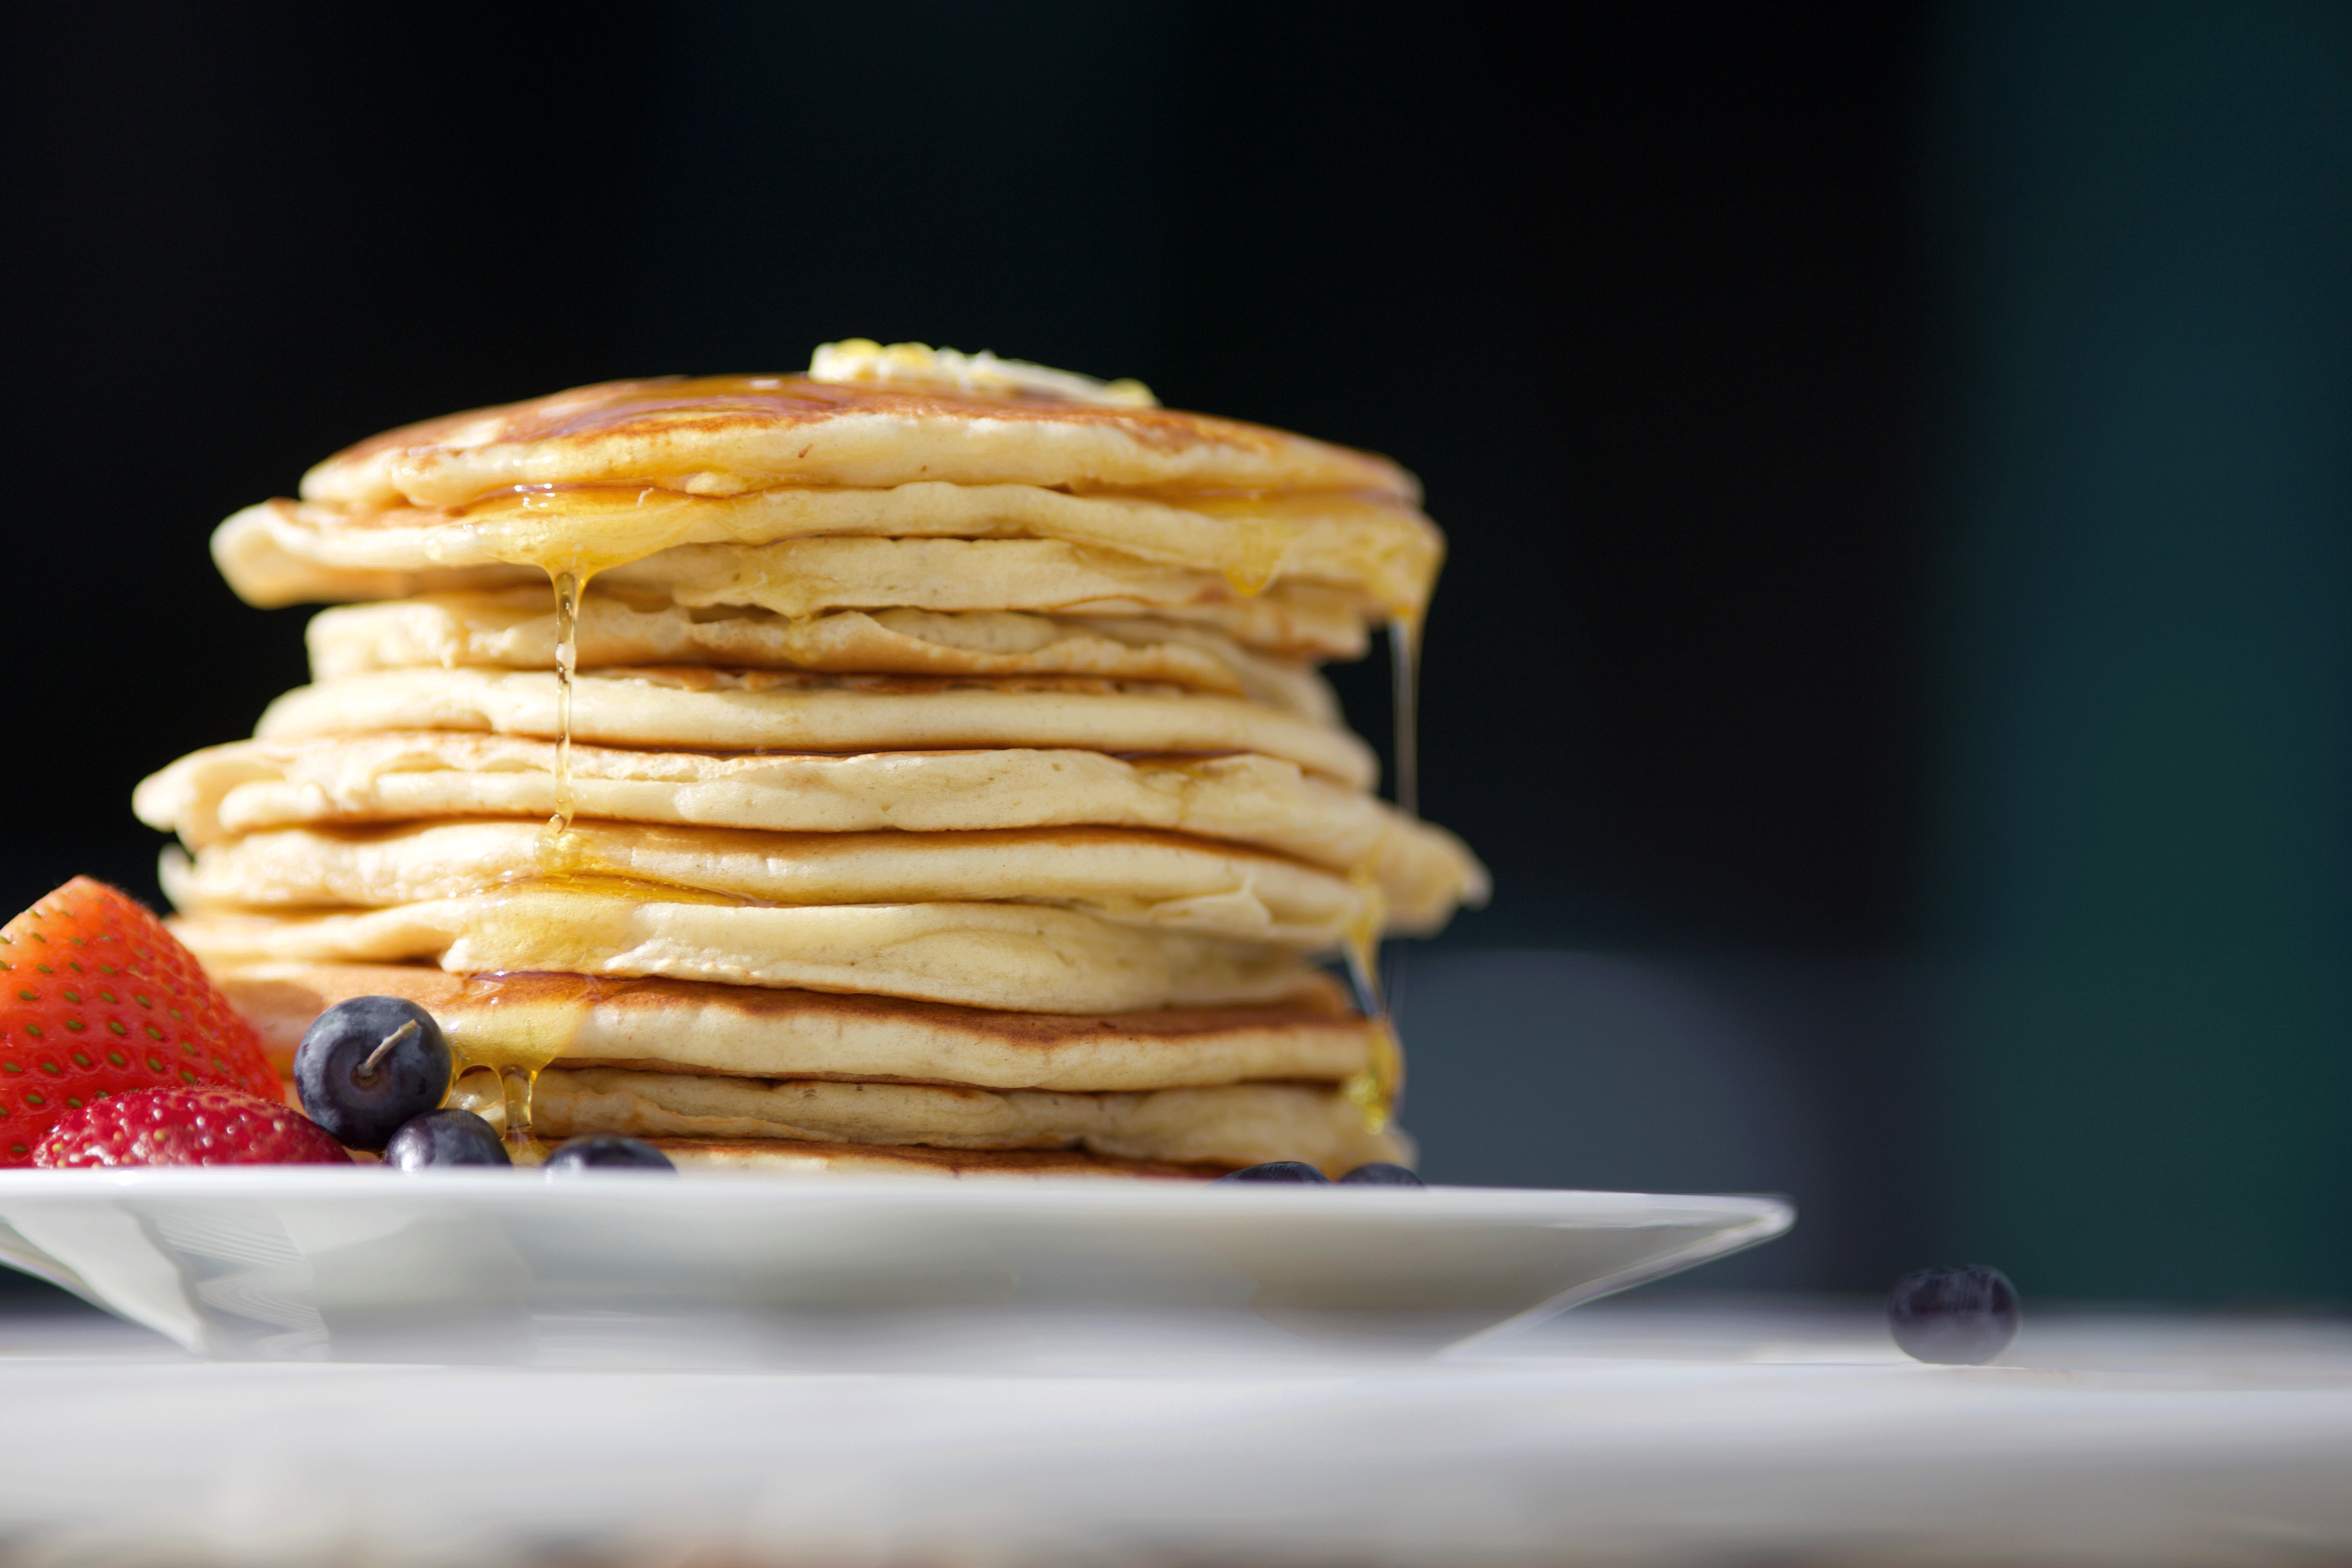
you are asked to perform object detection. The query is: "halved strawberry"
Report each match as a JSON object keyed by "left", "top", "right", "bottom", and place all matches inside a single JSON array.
[{"left": 0, "top": 877, "right": 279, "bottom": 1166}]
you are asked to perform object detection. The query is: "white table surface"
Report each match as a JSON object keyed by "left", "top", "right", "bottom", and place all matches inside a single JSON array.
[{"left": 0, "top": 1295, "right": 2347, "bottom": 1567}]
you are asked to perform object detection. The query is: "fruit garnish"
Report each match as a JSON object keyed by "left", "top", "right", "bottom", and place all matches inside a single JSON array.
[
  {"left": 1888, "top": 1265, "right": 2021, "bottom": 1365},
  {"left": 1215, "top": 1161, "right": 1330, "bottom": 1183},
  {"left": 1336, "top": 1162, "right": 1424, "bottom": 1186},
  {"left": 383, "top": 1109, "right": 511, "bottom": 1168},
  {"left": 0, "top": 877, "right": 279, "bottom": 1165},
  {"left": 31, "top": 1085, "right": 349, "bottom": 1167},
  {"left": 544, "top": 1135, "right": 675, "bottom": 1174},
  {"left": 294, "top": 996, "right": 453, "bottom": 1152}
]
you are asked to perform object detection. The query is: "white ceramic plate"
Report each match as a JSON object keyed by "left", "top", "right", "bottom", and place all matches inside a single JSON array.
[{"left": 0, "top": 1170, "right": 1790, "bottom": 1365}]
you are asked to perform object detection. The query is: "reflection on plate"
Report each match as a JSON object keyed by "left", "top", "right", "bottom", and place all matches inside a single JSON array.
[{"left": 0, "top": 1170, "right": 1789, "bottom": 1366}]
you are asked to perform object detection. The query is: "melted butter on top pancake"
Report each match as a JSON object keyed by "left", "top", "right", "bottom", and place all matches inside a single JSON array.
[{"left": 808, "top": 340, "right": 1158, "bottom": 407}]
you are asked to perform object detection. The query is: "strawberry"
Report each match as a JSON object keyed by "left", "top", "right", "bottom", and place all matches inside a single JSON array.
[
  {"left": 0, "top": 876, "right": 280, "bottom": 1166},
  {"left": 32, "top": 1085, "right": 349, "bottom": 1167}
]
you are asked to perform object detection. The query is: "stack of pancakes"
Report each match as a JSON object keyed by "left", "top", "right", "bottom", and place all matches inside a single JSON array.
[{"left": 137, "top": 343, "right": 1485, "bottom": 1175}]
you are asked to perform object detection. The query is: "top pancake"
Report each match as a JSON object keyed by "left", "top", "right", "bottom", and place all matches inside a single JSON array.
[{"left": 301, "top": 368, "right": 1416, "bottom": 511}]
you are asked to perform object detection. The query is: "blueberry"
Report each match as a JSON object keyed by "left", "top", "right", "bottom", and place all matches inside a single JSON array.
[
  {"left": 383, "top": 1109, "right": 512, "bottom": 1169},
  {"left": 1337, "top": 1162, "right": 1424, "bottom": 1186},
  {"left": 294, "top": 996, "right": 453, "bottom": 1152},
  {"left": 1215, "top": 1161, "right": 1329, "bottom": 1183},
  {"left": 543, "top": 1135, "right": 677, "bottom": 1174},
  {"left": 1889, "top": 1265, "right": 2020, "bottom": 1364}
]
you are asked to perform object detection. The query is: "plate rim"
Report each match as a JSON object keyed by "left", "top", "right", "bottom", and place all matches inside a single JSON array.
[
  {"left": 0, "top": 1172, "right": 1795, "bottom": 1352},
  {"left": 0, "top": 1165, "right": 1792, "bottom": 1212}
]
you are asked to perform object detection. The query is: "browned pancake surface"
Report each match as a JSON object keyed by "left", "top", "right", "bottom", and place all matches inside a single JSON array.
[{"left": 307, "top": 375, "right": 1412, "bottom": 508}]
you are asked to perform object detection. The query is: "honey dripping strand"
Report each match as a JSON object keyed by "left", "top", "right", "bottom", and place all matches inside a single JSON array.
[
  {"left": 1344, "top": 617, "right": 1423, "bottom": 1131},
  {"left": 546, "top": 568, "right": 583, "bottom": 841},
  {"left": 1389, "top": 614, "right": 1419, "bottom": 821},
  {"left": 1340, "top": 872, "right": 1398, "bottom": 1133},
  {"left": 511, "top": 564, "right": 592, "bottom": 1151},
  {"left": 499, "top": 1065, "right": 537, "bottom": 1156}
]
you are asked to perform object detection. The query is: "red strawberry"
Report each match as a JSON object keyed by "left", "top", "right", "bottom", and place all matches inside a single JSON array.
[
  {"left": 0, "top": 877, "right": 280, "bottom": 1166},
  {"left": 33, "top": 1085, "right": 349, "bottom": 1167}
]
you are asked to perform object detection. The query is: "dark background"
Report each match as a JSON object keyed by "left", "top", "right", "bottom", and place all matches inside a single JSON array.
[
  {"left": 0, "top": 1, "right": 1925, "bottom": 948},
  {"left": 6, "top": 3, "right": 2346, "bottom": 1305}
]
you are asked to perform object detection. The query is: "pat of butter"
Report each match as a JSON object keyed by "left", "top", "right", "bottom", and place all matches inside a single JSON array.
[{"left": 809, "top": 340, "right": 1158, "bottom": 408}]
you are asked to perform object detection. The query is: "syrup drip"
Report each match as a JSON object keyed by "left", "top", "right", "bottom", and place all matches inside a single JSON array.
[
  {"left": 441, "top": 972, "right": 608, "bottom": 1158},
  {"left": 1338, "top": 616, "right": 1425, "bottom": 1135},
  {"left": 1388, "top": 613, "right": 1420, "bottom": 821},
  {"left": 497, "top": 562, "right": 597, "bottom": 1147},
  {"left": 546, "top": 568, "right": 585, "bottom": 842},
  {"left": 448, "top": 1031, "right": 557, "bottom": 1156},
  {"left": 1340, "top": 1019, "right": 1403, "bottom": 1131},
  {"left": 1342, "top": 918, "right": 1383, "bottom": 1019},
  {"left": 1337, "top": 871, "right": 1398, "bottom": 1133}
]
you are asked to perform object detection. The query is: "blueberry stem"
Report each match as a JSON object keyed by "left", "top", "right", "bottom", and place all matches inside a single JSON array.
[{"left": 357, "top": 1019, "right": 420, "bottom": 1083}]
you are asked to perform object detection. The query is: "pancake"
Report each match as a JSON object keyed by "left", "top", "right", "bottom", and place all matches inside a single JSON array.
[
  {"left": 304, "top": 592, "right": 1339, "bottom": 718},
  {"left": 653, "top": 1139, "right": 1228, "bottom": 1179},
  {"left": 169, "top": 895, "right": 1324, "bottom": 1013},
  {"left": 299, "top": 356, "right": 1416, "bottom": 511},
  {"left": 254, "top": 666, "right": 1377, "bottom": 787},
  {"left": 167, "top": 821, "right": 1380, "bottom": 945},
  {"left": 135, "top": 738, "right": 1488, "bottom": 922},
  {"left": 224, "top": 481, "right": 1438, "bottom": 616},
  {"left": 220, "top": 524, "right": 1378, "bottom": 659},
  {"left": 219, "top": 964, "right": 1382, "bottom": 1090},
  {"left": 531, "top": 1069, "right": 1405, "bottom": 1171}
]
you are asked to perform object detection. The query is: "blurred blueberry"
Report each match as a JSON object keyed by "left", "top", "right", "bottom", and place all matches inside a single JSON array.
[
  {"left": 1216, "top": 1161, "right": 1329, "bottom": 1183},
  {"left": 544, "top": 1135, "right": 677, "bottom": 1173},
  {"left": 1889, "top": 1265, "right": 2020, "bottom": 1364},
  {"left": 1337, "top": 1162, "right": 1424, "bottom": 1186}
]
